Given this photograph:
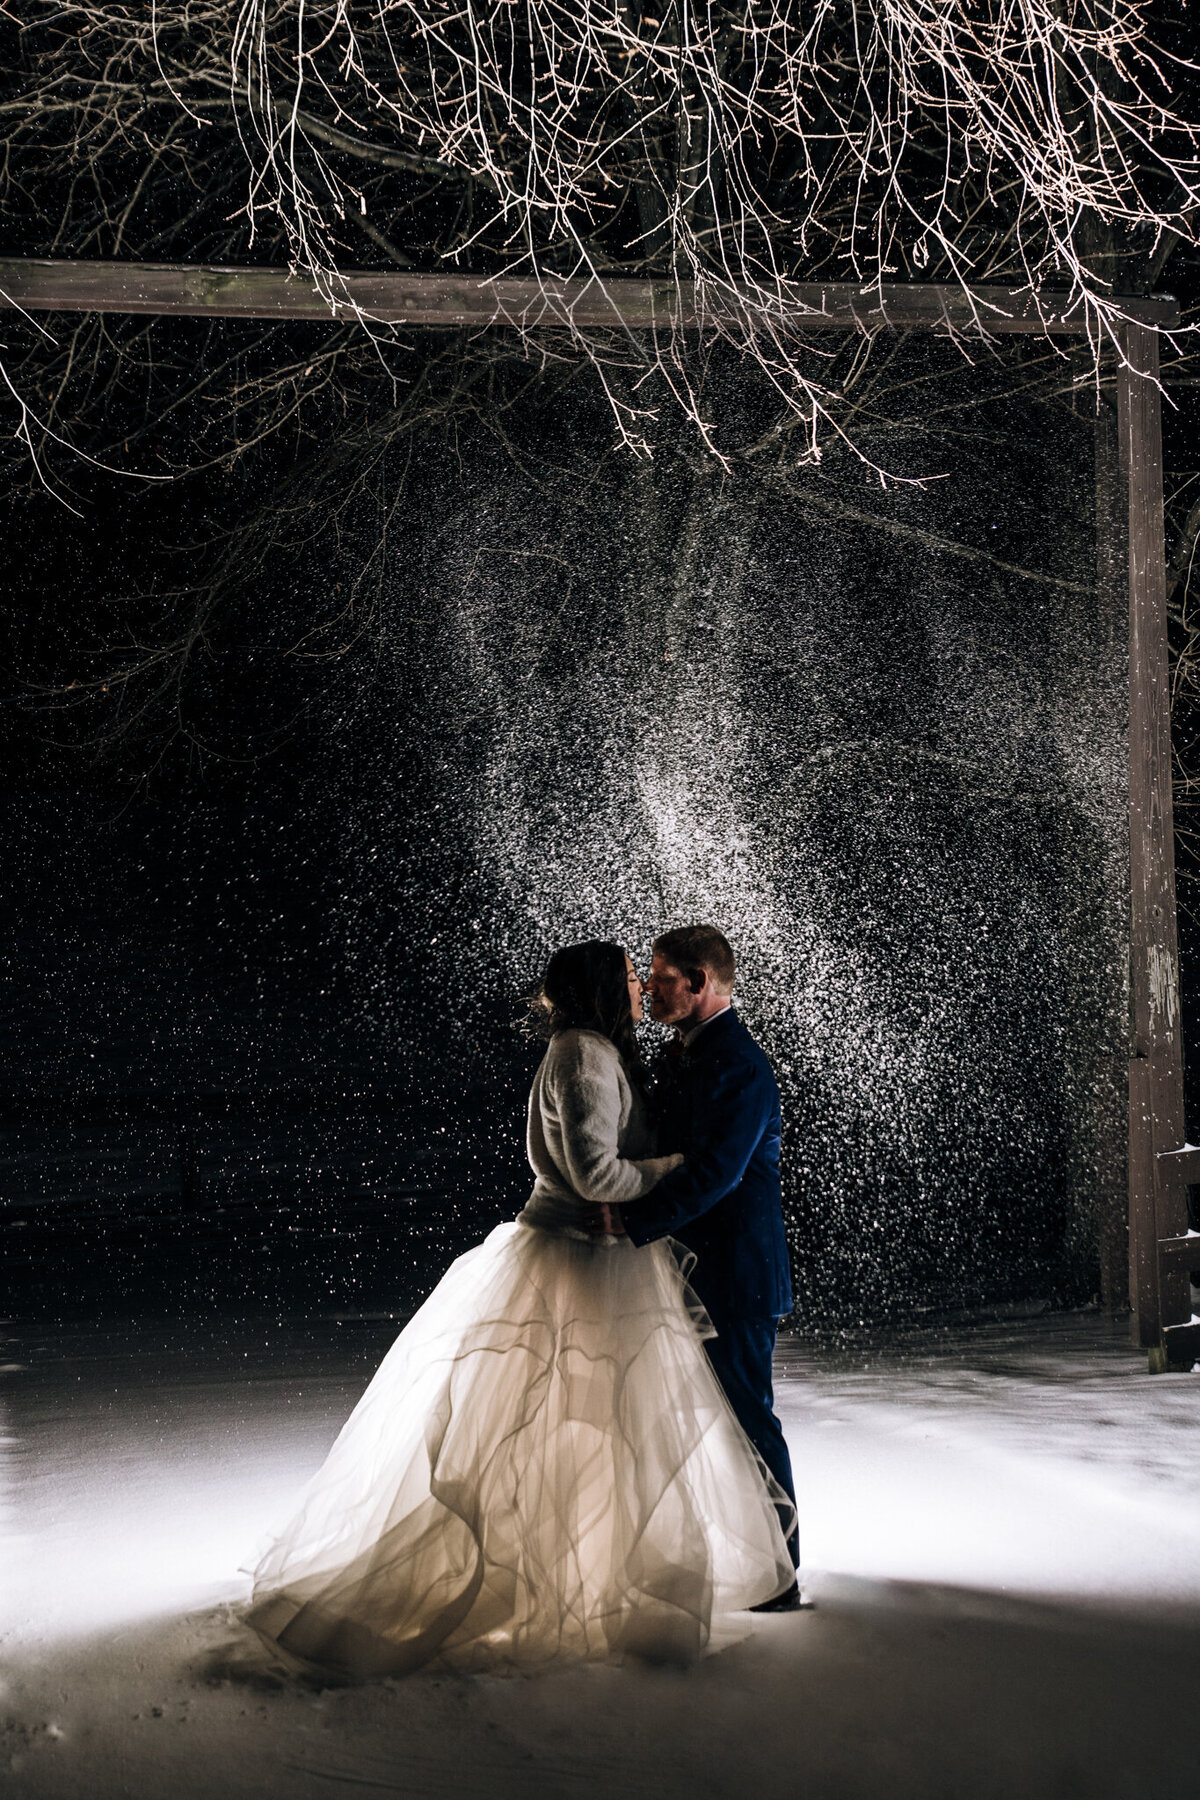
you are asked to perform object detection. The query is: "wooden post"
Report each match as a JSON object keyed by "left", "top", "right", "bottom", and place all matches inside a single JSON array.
[
  {"left": 1119, "top": 321, "right": 1192, "bottom": 1365},
  {"left": 1094, "top": 398, "right": 1131, "bottom": 1316}
]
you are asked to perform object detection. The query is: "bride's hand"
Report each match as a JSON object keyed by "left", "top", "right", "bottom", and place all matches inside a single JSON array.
[{"left": 594, "top": 1203, "right": 627, "bottom": 1237}]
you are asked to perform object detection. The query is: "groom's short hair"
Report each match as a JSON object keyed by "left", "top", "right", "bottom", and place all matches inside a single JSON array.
[{"left": 652, "top": 924, "right": 735, "bottom": 996}]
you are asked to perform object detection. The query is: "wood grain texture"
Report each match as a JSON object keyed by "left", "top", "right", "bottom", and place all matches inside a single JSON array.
[
  {"left": 1120, "top": 320, "right": 1191, "bottom": 1359},
  {"left": 1155, "top": 1147, "right": 1200, "bottom": 1184},
  {"left": 1156, "top": 1233, "right": 1200, "bottom": 1267},
  {"left": 1128, "top": 1055, "right": 1161, "bottom": 1337},
  {"left": 0, "top": 258, "right": 1181, "bottom": 333},
  {"left": 1094, "top": 402, "right": 1131, "bottom": 1318},
  {"left": 1160, "top": 1319, "right": 1200, "bottom": 1366}
]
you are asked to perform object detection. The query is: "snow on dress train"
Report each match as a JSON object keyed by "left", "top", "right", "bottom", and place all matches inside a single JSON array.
[{"left": 246, "top": 1029, "right": 796, "bottom": 1676}]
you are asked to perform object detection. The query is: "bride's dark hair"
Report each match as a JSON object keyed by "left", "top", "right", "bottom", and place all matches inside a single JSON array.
[{"left": 530, "top": 939, "right": 643, "bottom": 1079}]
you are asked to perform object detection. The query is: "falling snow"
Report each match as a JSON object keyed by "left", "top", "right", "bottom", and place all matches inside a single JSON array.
[{"left": 324, "top": 346, "right": 1125, "bottom": 1322}]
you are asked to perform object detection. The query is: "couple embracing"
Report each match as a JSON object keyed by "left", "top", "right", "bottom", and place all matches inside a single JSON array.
[{"left": 248, "top": 925, "right": 801, "bottom": 1677}]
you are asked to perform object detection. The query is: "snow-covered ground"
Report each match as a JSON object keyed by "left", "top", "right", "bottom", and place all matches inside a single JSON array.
[{"left": 2, "top": 1309, "right": 1198, "bottom": 1799}]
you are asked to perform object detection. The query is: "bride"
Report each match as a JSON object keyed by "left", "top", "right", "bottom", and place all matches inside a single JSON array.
[{"left": 246, "top": 940, "right": 796, "bottom": 1676}]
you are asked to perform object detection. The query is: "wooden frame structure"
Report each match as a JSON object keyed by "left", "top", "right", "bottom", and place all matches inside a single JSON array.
[{"left": 2, "top": 256, "right": 1195, "bottom": 1369}]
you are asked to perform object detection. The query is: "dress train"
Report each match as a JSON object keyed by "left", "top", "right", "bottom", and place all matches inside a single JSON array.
[{"left": 247, "top": 1221, "right": 796, "bottom": 1676}]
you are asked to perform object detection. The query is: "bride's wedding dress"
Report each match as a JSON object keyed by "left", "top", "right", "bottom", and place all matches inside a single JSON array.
[{"left": 247, "top": 1028, "right": 796, "bottom": 1676}]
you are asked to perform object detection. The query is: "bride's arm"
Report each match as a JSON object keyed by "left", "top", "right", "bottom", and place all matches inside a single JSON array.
[{"left": 550, "top": 1035, "right": 683, "bottom": 1208}]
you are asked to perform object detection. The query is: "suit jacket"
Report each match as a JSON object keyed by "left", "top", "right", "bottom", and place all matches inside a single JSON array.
[{"left": 622, "top": 1008, "right": 793, "bottom": 1319}]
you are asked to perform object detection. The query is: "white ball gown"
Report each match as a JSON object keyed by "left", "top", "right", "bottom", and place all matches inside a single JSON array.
[{"left": 246, "top": 1029, "right": 796, "bottom": 1676}]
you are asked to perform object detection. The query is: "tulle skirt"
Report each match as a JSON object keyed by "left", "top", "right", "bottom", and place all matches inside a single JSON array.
[{"left": 246, "top": 1222, "right": 796, "bottom": 1677}]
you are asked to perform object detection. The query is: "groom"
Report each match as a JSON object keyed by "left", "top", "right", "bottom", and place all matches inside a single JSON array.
[{"left": 621, "top": 924, "right": 802, "bottom": 1610}]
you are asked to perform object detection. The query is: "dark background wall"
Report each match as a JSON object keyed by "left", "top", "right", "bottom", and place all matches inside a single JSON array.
[{"left": 2, "top": 337, "right": 1129, "bottom": 1329}]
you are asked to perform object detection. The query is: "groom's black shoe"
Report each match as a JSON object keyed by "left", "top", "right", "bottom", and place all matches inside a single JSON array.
[{"left": 749, "top": 1582, "right": 808, "bottom": 1614}]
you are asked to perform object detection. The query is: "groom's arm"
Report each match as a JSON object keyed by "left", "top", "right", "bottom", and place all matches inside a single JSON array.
[{"left": 621, "top": 1054, "right": 772, "bottom": 1247}]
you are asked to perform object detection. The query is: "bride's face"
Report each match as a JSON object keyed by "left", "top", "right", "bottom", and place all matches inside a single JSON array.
[{"left": 624, "top": 953, "right": 645, "bottom": 1024}]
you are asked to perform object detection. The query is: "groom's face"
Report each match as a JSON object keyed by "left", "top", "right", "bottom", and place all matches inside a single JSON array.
[{"left": 647, "top": 954, "right": 701, "bottom": 1028}]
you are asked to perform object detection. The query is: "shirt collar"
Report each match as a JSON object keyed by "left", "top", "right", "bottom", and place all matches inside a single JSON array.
[{"left": 678, "top": 1004, "right": 734, "bottom": 1049}]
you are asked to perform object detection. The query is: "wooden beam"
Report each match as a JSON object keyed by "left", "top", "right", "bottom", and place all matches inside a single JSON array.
[
  {"left": 1161, "top": 1320, "right": 1200, "bottom": 1367},
  {"left": 1157, "top": 1232, "right": 1200, "bottom": 1267},
  {"left": 1121, "top": 319, "right": 1192, "bottom": 1366},
  {"left": 1155, "top": 1146, "right": 1200, "bottom": 1185},
  {"left": 0, "top": 257, "right": 1181, "bottom": 334}
]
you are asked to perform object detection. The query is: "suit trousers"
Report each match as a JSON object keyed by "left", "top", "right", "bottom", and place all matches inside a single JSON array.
[{"left": 703, "top": 1313, "right": 799, "bottom": 1570}]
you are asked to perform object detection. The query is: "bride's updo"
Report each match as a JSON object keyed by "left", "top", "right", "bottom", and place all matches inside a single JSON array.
[{"left": 530, "top": 940, "right": 643, "bottom": 1078}]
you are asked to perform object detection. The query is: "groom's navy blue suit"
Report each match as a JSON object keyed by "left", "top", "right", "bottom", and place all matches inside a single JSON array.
[{"left": 622, "top": 1008, "right": 798, "bottom": 1566}]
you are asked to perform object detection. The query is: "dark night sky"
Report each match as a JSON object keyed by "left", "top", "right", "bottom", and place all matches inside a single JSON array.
[
  {"left": 4, "top": 325, "right": 1180, "bottom": 1330},
  {"left": 2, "top": 7, "right": 1198, "bottom": 1324}
]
